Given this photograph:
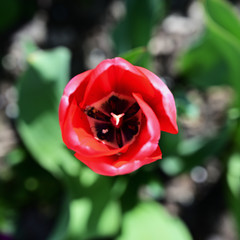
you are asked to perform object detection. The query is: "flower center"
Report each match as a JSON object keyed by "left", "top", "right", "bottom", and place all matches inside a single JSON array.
[{"left": 84, "top": 93, "right": 141, "bottom": 148}]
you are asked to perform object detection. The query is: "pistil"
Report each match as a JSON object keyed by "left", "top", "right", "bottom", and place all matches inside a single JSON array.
[{"left": 110, "top": 113, "right": 125, "bottom": 128}]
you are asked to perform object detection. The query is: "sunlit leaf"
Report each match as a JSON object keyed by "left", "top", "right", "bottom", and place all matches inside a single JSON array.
[
  {"left": 205, "top": 0, "right": 240, "bottom": 40},
  {"left": 17, "top": 46, "right": 122, "bottom": 240},
  {"left": 64, "top": 176, "right": 121, "bottom": 240},
  {"left": 227, "top": 153, "right": 240, "bottom": 197},
  {"left": 204, "top": 0, "right": 240, "bottom": 99},
  {"left": 66, "top": 198, "right": 121, "bottom": 240},
  {"left": 226, "top": 153, "right": 240, "bottom": 237},
  {"left": 17, "top": 47, "right": 80, "bottom": 179},
  {"left": 117, "top": 201, "right": 192, "bottom": 240},
  {"left": 177, "top": 32, "right": 228, "bottom": 88},
  {"left": 97, "top": 200, "right": 121, "bottom": 236},
  {"left": 177, "top": 0, "right": 240, "bottom": 100},
  {"left": 68, "top": 198, "right": 92, "bottom": 239}
]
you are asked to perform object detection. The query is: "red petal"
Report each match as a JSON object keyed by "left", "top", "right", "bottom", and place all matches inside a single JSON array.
[
  {"left": 78, "top": 58, "right": 177, "bottom": 134},
  {"left": 136, "top": 66, "right": 178, "bottom": 134},
  {"left": 75, "top": 146, "right": 162, "bottom": 176},
  {"left": 59, "top": 69, "right": 128, "bottom": 157},
  {"left": 59, "top": 70, "right": 92, "bottom": 128},
  {"left": 81, "top": 57, "right": 156, "bottom": 107},
  {"left": 112, "top": 146, "right": 162, "bottom": 174},
  {"left": 118, "top": 93, "right": 161, "bottom": 162},
  {"left": 59, "top": 57, "right": 177, "bottom": 176},
  {"left": 75, "top": 153, "right": 118, "bottom": 176}
]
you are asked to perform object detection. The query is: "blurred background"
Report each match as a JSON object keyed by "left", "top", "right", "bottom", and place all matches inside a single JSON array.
[{"left": 0, "top": 0, "right": 240, "bottom": 239}]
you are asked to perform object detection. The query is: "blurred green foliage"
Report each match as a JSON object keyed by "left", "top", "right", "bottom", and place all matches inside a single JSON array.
[
  {"left": 113, "top": 0, "right": 166, "bottom": 69},
  {"left": 227, "top": 153, "right": 240, "bottom": 237},
  {"left": 178, "top": 0, "right": 240, "bottom": 101},
  {"left": 117, "top": 201, "right": 192, "bottom": 240},
  {"left": 0, "top": 0, "right": 36, "bottom": 33},
  {"left": 17, "top": 47, "right": 79, "bottom": 179},
  {"left": 14, "top": 44, "right": 193, "bottom": 240},
  {"left": 177, "top": 0, "right": 240, "bottom": 236},
  {"left": 113, "top": 0, "right": 165, "bottom": 54},
  {"left": 1, "top": 0, "right": 240, "bottom": 239},
  {"left": 16, "top": 47, "right": 123, "bottom": 240}
]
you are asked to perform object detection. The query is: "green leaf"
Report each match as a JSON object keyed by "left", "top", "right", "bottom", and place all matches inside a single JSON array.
[
  {"left": 227, "top": 153, "right": 240, "bottom": 197},
  {"left": 113, "top": 0, "right": 165, "bottom": 53},
  {"left": 117, "top": 201, "right": 192, "bottom": 240},
  {"left": 159, "top": 130, "right": 182, "bottom": 156},
  {"left": 68, "top": 198, "right": 92, "bottom": 239},
  {"left": 6, "top": 147, "right": 25, "bottom": 166},
  {"left": 205, "top": 0, "right": 240, "bottom": 40},
  {"left": 119, "top": 47, "right": 147, "bottom": 66},
  {"left": 45, "top": 188, "right": 121, "bottom": 240},
  {"left": 96, "top": 200, "right": 121, "bottom": 236},
  {"left": 67, "top": 198, "right": 121, "bottom": 240},
  {"left": 180, "top": 123, "right": 232, "bottom": 171},
  {"left": 160, "top": 121, "right": 232, "bottom": 176},
  {"left": 177, "top": 0, "right": 240, "bottom": 100},
  {"left": 204, "top": 0, "right": 240, "bottom": 102},
  {"left": 177, "top": 32, "right": 229, "bottom": 88},
  {"left": 112, "top": 0, "right": 165, "bottom": 68},
  {"left": 17, "top": 47, "right": 122, "bottom": 240},
  {"left": 65, "top": 176, "right": 121, "bottom": 240},
  {"left": 226, "top": 153, "right": 240, "bottom": 237},
  {"left": 17, "top": 47, "right": 80, "bottom": 179}
]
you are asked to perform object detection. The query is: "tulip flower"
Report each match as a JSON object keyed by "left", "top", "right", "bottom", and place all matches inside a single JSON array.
[{"left": 59, "top": 57, "right": 178, "bottom": 176}]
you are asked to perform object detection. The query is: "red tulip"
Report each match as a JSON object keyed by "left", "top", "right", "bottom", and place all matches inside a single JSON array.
[{"left": 59, "top": 57, "right": 178, "bottom": 176}]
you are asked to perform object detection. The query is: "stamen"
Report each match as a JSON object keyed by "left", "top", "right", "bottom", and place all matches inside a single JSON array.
[
  {"left": 122, "top": 117, "right": 139, "bottom": 141},
  {"left": 116, "top": 128, "right": 123, "bottom": 148},
  {"left": 124, "top": 102, "right": 140, "bottom": 119},
  {"left": 85, "top": 106, "right": 110, "bottom": 121}
]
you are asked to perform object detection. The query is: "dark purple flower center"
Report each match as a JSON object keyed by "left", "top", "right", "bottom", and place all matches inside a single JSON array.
[{"left": 85, "top": 93, "right": 141, "bottom": 148}]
